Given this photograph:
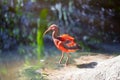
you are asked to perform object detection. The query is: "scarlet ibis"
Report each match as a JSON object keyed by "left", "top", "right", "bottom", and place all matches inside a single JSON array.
[{"left": 43, "top": 24, "right": 81, "bottom": 66}]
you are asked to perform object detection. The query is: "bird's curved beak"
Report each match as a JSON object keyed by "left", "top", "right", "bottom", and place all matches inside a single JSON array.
[{"left": 43, "top": 29, "right": 51, "bottom": 37}]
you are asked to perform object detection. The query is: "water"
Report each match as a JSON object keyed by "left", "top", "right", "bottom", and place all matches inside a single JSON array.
[
  {"left": 0, "top": 48, "right": 42, "bottom": 80},
  {"left": 0, "top": 52, "right": 24, "bottom": 80}
]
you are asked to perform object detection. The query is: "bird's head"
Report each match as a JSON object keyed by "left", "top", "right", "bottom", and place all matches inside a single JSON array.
[{"left": 43, "top": 24, "right": 59, "bottom": 36}]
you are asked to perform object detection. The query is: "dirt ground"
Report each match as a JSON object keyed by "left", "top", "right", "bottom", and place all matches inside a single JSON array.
[{"left": 37, "top": 54, "right": 114, "bottom": 80}]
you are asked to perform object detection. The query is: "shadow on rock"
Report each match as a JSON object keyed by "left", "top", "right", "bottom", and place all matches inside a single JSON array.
[{"left": 76, "top": 62, "right": 97, "bottom": 68}]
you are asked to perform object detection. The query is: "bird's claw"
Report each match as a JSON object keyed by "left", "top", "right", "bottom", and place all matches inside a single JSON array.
[
  {"left": 58, "top": 61, "right": 62, "bottom": 64},
  {"left": 64, "top": 63, "right": 68, "bottom": 67},
  {"left": 55, "top": 61, "right": 62, "bottom": 64}
]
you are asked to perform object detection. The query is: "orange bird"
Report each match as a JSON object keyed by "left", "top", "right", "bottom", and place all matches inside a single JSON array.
[{"left": 43, "top": 24, "right": 81, "bottom": 66}]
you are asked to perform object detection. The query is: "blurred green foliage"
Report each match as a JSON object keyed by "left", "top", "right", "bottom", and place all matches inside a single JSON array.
[
  {"left": 0, "top": 0, "right": 120, "bottom": 52},
  {"left": 0, "top": 0, "right": 49, "bottom": 53},
  {"left": 36, "top": 9, "right": 48, "bottom": 59}
]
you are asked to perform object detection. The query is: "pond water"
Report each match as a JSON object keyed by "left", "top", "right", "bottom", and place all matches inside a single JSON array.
[
  {"left": 0, "top": 49, "right": 40, "bottom": 80},
  {"left": 0, "top": 52, "right": 24, "bottom": 80}
]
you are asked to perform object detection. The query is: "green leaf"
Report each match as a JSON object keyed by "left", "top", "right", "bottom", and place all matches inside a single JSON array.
[{"left": 40, "top": 9, "right": 48, "bottom": 20}]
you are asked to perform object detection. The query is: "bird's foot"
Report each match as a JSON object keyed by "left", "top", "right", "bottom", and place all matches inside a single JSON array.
[
  {"left": 64, "top": 63, "right": 69, "bottom": 67},
  {"left": 55, "top": 61, "right": 62, "bottom": 64},
  {"left": 59, "top": 62, "right": 61, "bottom": 64},
  {"left": 58, "top": 60, "right": 62, "bottom": 64}
]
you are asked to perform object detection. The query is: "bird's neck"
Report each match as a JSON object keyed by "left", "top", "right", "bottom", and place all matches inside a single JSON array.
[{"left": 52, "top": 29, "right": 59, "bottom": 39}]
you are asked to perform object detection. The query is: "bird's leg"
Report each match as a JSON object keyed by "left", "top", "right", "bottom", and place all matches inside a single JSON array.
[
  {"left": 59, "top": 52, "right": 64, "bottom": 64},
  {"left": 65, "top": 53, "right": 70, "bottom": 66}
]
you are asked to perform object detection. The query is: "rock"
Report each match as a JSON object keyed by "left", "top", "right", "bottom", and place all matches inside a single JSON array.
[{"left": 80, "top": 55, "right": 120, "bottom": 80}]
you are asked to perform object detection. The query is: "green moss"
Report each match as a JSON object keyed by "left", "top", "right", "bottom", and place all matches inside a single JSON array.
[
  {"left": 18, "top": 66, "right": 48, "bottom": 80},
  {"left": 0, "top": 67, "right": 7, "bottom": 75}
]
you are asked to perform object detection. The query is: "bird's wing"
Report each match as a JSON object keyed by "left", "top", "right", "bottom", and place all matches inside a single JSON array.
[
  {"left": 56, "top": 40, "right": 81, "bottom": 53},
  {"left": 56, "top": 34, "right": 81, "bottom": 50},
  {"left": 59, "top": 34, "right": 74, "bottom": 41},
  {"left": 57, "top": 34, "right": 74, "bottom": 44}
]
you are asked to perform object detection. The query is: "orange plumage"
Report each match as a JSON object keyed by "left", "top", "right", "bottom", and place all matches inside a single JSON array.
[
  {"left": 43, "top": 24, "right": 81, "bottom": 66},
  {"left": 55, "top": 34, "right": 78, "bottom": 53}
]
